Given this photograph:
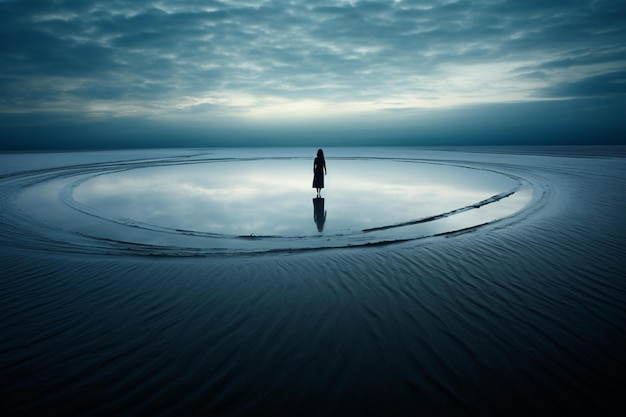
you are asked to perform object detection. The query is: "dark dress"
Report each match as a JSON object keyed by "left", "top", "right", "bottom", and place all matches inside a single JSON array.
[{"left": 312, "top": 157, "right": 325, "bottom": 188}]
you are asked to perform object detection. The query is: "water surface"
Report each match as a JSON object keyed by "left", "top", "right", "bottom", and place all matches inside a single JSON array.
[
  {"left": 14, "top": 151, "right": 532, "bottom": 253},
  {"left": 2, "top": 148, "right": 623, "bottom": 416}
]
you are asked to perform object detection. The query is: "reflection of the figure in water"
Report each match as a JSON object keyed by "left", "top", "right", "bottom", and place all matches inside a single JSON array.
[{"left": 313, "top": 197, "right": 326, "bottom": 232}]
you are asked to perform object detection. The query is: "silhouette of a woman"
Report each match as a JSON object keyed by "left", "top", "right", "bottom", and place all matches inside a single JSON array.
[{"left": 312, "top": 149, "right": 327, "bottom": 197}]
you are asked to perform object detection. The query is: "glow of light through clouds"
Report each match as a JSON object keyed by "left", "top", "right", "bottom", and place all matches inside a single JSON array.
[{"left": 1, "top": 0, "right": 625, "bottom": 148}]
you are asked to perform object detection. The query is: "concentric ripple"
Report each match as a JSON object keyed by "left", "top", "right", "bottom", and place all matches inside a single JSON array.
[
  {"left": 0, "top": 149, "right": 534, "bottom": 255},
  {"left": 2, "top": 148, "right": 625, "bottom": 417}
]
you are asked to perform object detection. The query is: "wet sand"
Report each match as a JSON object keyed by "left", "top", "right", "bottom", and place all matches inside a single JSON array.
[{"left": 1, "top": 147, "right": 625, "bottom": 416}]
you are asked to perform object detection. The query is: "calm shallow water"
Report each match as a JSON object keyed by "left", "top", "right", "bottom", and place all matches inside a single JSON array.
[
  {"left": 12, "top": 149, "right": 532, "bottom": 253},
  {"left": 1, "top": 147, "right": 624, "bottom": 417}
]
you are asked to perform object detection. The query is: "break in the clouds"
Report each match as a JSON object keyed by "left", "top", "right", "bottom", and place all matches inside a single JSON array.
[{"left": 1, "top": 0, "right": 625, "bottom": 149}]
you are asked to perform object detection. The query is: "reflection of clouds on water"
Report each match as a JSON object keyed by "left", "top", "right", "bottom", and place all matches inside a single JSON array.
[
  {"left": 74, "top": 159, "right": 522, "bottom": 237},
  {"left": 5, "top": 149, "right": 534, "bottom": 254}
]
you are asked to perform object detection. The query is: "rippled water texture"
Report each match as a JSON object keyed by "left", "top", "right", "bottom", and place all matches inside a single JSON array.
[
  {"left": 10, "top": 150, "right": 530, "bottom": 253},
  {"left": 1, "top": 147, "right": 625, "bottom": 416}
]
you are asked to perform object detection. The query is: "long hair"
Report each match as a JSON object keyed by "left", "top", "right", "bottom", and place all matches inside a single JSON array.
[{"left": 316, "top": 148, "right": 324, "bottom": 160}]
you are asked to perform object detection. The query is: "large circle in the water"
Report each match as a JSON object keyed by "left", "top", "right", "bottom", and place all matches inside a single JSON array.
[
  {"left": 9, "top": 150, "right": 535, "bottom": 255},
  {"left": 62, "top": 157, "right": 532, "bottom": 253}
]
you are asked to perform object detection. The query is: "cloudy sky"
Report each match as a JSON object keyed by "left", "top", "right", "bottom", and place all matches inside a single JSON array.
[{"left": 1, "top": 0, "right": 625, "bottom": 149}]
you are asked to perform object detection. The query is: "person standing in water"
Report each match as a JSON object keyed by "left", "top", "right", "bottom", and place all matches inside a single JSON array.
[{"left": 312, "top": 148, "right": 327, "bottom": 197}]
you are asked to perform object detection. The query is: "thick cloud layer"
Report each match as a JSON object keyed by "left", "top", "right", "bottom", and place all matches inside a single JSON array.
[{"left": 1, "top": 0, "right": 625, "bottom": 148}]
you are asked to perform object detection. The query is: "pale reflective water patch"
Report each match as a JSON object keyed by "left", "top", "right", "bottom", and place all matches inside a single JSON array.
[
  {"left": 73, "top": 159, "right": 524, "bottom": 237},
  {"left": 9, "top": 150, "right": 533, "bottom": 254}
]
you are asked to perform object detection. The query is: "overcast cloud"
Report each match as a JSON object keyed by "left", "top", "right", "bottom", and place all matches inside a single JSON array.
[{"left": 1, "top": 0, "right": 625, "bottom": 149}]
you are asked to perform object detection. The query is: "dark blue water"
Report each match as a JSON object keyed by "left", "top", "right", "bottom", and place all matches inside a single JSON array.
[{"left": 1, "top": 148, "right": 625, "bottom": 416}]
